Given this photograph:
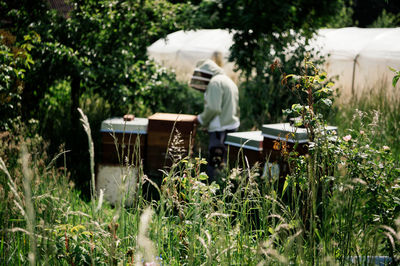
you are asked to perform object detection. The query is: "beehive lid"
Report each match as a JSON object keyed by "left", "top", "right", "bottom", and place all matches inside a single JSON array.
[
  {"left": 148, "top": 113, "right": 197, "bottom": 122},
  {"left": 100, "top": 117, "right": 148, "bottom": 134},
  {"left": 262, "top": 123, "right": 309, "bottom": 143},
  {"left": 262, "top": 123, "right": 337, "bottom": 143},
  {"left": 225, "top": 131, "right": 263, "bottom": 151}
]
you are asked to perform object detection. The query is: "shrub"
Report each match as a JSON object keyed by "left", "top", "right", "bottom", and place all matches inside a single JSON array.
[
  {"left": 282, "top": 61, "right": 400, "bottom": 262},
  {"left": 0, "top": 30, "right": 38, "bottom": 131}
]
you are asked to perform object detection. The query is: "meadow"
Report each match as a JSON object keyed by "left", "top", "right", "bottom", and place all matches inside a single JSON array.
[{"left": 1, "top": 65, "right": 399, "bottom": 265}]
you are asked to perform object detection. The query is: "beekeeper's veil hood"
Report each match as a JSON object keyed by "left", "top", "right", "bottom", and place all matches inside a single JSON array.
[{"left": 190, "top": 59, "right": 224, "bottom": 92}]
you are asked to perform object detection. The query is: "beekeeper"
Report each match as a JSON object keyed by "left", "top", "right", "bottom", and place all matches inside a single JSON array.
[{"left": 190, "top": 59, "right": 240, "bottom": 182}]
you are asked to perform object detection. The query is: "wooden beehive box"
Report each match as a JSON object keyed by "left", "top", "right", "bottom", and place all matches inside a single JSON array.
[
  {"left": 146, "top": 113, "right": 197, "bottom": 176},
  {"left": 262, "top": 123, "right": 309, "bottom": 162},
  {"left": 261, "top": 123, "right": 337, "bottom": 177},
  {"left": 100, "top": 117, "right": 148, "bottom": 166},
  {"left": 225, "top": 130, "right": 264, "bottom": 168}
]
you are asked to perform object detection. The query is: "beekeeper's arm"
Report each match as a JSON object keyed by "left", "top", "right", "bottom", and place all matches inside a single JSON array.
[{"left": 197, "top": 81, "right": 222, "bottom": 126}]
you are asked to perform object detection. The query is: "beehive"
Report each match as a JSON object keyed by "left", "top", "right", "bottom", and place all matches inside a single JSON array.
[
  {"left": 146, "top": 113, "right": 197, "bottom": 176},
  {"left": 96, "top": 164, "right": 139, "bottom": 206},
  {"left": 100, "top": 117, "right": 148, "bottom": 166},
  {"left": 225, "top": 130, "right": 264, "bottom": 167},
  {"left": 98, "top": 117, "right": 148, "bottom": 206},
  {"left": 261, "top": 123, "right": 337, "bottom": 177},
  {"left": 262, "top": 123, "right": 308, "bottom": 161}
]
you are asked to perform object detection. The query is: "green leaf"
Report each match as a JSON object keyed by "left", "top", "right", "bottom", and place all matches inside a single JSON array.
[
  {"left": 315, "top": 229, "right": 322, "bottom": 241},
  {"left": 316, "top": 87, "right": 328, "bottom": 94},
  {"left": 291, "top": 103, "right": 303, "bottom": 113},
  {"left": 393, "top": 75, "right": 399, "bottom": 88},
  {"left": 198, "top": 172, "right": 208, "bottom": 181},
  {"left": 326, "top": 82, "right": 334, "bottom": 88},
  {"left": 281, "top": 179, "right": 289, "bottom": 197},
  {"left": 320, "top": 98, "right": 332, "bottom": 107},
  {"left": 285, "top": 74, "right": 296, "bottom": 79}
]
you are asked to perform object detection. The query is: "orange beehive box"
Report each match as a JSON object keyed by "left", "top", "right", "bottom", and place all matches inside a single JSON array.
[{"left": 146, "top": 113, "right": 197, "bottom": 176}]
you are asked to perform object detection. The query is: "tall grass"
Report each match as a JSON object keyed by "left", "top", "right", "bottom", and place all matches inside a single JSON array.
[
  {"left": 1, "top": 98, "right": 399, "bottom": 264},
  {"left": 332, "top": 83, "right": 400, "bottom": 160}
]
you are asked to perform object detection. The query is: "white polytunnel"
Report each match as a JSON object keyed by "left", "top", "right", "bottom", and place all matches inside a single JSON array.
[
  {"left": 313, "top": 27, "right": 400, "bottom": 101},
  {"left": 147, "top": 29, "right": 237, "bottom": 82},
  {"left": 147, "top": 28, "right": 400, "bottom": 103}
]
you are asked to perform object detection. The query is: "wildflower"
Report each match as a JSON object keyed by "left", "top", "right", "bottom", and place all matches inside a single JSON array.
[
  {"left": 360, "top": 130, "right": 365, "bottom": 135},
  {"left": 383, "top": 145, "right": 390, "bottom": 151},
  {"left": 273, "top": 140, "right": 281, "bottom": 150},
  {"left": 343, "top": 135, "right": 352, "bottom": 142}
]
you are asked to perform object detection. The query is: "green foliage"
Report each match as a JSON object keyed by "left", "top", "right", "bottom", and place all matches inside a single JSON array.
[
  {"left": 239, "top": 48, "right": 330, "bottom": 130},
  {"left": 353, "top": 0, "right": 400, "bottom": 27},
  {"left": 193, "top": 0, "right": 342, "bottom": 75},
  {"left": 116, "top": 60, "right": 203, "bottom": 117},
  {"left": 325, "top": 0, "right": 354, "bottom": 28},
  {"left": 1, "top": 0, "right": 196, "bottom": 127},
  {"left": 285, "top": 118, "right": 400, "bottom": 261},
  {"left": 1, "top": 83, "right": 400, "bottom": 264},
  {"left": 1, "top": 116, "right": 398, "bottom": 264},
  {"left": 282, "top": 59, "right": 335, "bottom": 140},
  {"left": 368, "top": 9, "right": 400, "bottom": 28},
  {"left": 0, "top": 30, "right": 39, "bottom": 131},
  {"left": 2, "top": 2, "right": 399, "bottom": 262},
  {"left": 1, "top": 0, "right": 201, "bottom": 190},
  {"left": 332, "top": 80, "right": 400, "bottom": 162},
  {"left": 339, "top": 118, "right": 400, "bottom": 225},
  {"left": 59, "top": 0, "right": 194, "bottom": 114},
  {"left": 390, "top": 67, "right": 400, "bottom": 88},
  {"left": 282, "top": 61, "right": 400, "bottom": 261}
]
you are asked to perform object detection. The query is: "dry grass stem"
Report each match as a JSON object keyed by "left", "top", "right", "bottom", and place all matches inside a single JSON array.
[{"left": 77, "top": 107, "right": 96, "bottom": 201}]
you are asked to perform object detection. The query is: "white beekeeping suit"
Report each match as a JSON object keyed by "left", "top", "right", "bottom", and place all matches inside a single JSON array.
[{"left": 190, "top": 59, "right": 240, "bottom": 181}]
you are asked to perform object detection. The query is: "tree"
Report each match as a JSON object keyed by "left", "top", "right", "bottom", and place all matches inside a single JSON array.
[
  {"left": 1, "top": 0, "right": 196, "bottom": 191},
  {"left": 0, "top": 30, "right": 39, "bottom": 131},
  {"left": 190, "top": 0, "right": 343, "bottom": 128},
  {"left": 352, "top": 0, "right": 400, "bottom": 27}
]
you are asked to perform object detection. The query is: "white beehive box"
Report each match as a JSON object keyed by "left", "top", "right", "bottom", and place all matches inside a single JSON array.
[
  {"left": 261, "top": 123, "right": 337, "bottom": 143},
  {"left": 225, "top": 130, "right": 264, "bottom": 151},
  {"left": 96, "top": 164, "right": 139, "bottom": 206},
  {"left": 100, "top": 117, "right": 149, "bottom": 134},
  {"left": 97, "top": 117, "right": 148, "bottom": 206}
]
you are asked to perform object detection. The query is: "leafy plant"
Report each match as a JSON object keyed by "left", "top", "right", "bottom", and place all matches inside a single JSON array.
[
  {"left": 0, "top": 30, "right": 39, "bottom": 131},
  {"left": 282, "top": 58, "right": 335, "bottom": 141},
  {"left": 390, "top": 67, "right": 400, "bottom": 88},
  {"left": 368, "top": 9, "right": 400, "bottom": 27},
  {"left": 282, "top": 60, "right": 400, "bottom": 262}
]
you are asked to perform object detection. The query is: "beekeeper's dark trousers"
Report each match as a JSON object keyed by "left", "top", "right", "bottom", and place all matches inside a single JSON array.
[{"left": 206, "top": 128, "right": 238, "bottom": 183}]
